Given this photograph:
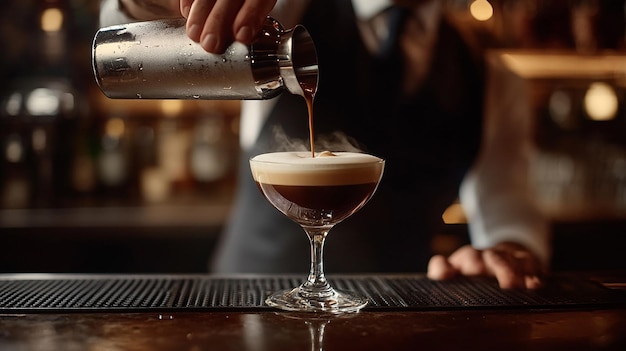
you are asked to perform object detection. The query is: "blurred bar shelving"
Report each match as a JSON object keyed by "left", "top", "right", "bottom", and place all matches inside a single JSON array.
[{"left": 0, "top": 0, "right": 242, "bottom": 273}]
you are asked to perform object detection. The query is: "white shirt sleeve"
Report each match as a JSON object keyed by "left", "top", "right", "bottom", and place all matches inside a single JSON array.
[{"left": 460, "top": 53, "right": 551, "bottom": 266}]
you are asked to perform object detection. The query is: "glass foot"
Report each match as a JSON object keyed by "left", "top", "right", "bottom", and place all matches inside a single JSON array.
[{"left": 265, "top": 286, "right": 368, "bottom": 313}]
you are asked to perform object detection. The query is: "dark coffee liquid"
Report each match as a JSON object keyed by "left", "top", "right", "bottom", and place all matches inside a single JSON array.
[{"left": 255, "top": 182, "right": 378, "bottom": 226}]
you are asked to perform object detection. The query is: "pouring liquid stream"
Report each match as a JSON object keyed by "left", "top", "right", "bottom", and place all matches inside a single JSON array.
[
  {"left": 306, "top": 95, "right": 315, "bottom": 158},
  {"left": 301, "top": 81, "right": 316, "bottom": 158}
]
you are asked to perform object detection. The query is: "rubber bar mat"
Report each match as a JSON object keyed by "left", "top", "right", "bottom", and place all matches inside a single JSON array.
[{"left": 0, "top": 274, "right": 623, "bottom": 313}]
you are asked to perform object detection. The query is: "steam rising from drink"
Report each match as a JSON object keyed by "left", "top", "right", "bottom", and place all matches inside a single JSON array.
[{"left": 270, "top": 126, "right": 365, "bottom": 154}]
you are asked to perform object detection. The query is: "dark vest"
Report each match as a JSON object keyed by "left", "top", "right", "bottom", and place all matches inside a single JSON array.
[{"left": 214, "top": 0, "right": 485, "bottom": 273}]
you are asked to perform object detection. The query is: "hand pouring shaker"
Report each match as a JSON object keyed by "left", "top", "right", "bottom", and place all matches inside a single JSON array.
[{"left": 92, "top": 17, "right": 318, "bottom": 100}]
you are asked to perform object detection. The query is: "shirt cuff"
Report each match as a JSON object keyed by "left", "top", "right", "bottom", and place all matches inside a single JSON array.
[{"left": 460, "top": 171, "right": 552, "bottom": 268}]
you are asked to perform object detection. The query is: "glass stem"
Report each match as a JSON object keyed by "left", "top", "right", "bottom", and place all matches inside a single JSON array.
[
  {"left": 301, "top": 227, "right": 334, "bottom": 298},
  {"left": 307, "top": 320, "right": 327, "bottom": 351}
]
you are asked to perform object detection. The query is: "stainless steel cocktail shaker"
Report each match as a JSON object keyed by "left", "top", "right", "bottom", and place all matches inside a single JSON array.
[{"left": 92, "top": 17, "right": 318, "bottom": 100}]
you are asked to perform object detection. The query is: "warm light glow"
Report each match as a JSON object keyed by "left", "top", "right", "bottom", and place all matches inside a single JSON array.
[
  {"left": 41, "top": 8, "right": 64, "bottom": 32},
  {"left": 160, "top": 100, "right": 184, "bottom": 117},
  {"left": 470, "top": 0, "right": 493, "bottom": 22},
  {"left": 442, "top": 202, "right": 467, "bottom": 224},
  {"left": 584, "top": 82, "right": 619, "bottom": 121},
  {"left": 105, "top": 117, "right": 126, "bottom": 138},
  {"left": 26, "top": 88, "right": 60, "bottom": 116},
  {"left": 500, "top": 53, "right": 626, "bottom": 79}
]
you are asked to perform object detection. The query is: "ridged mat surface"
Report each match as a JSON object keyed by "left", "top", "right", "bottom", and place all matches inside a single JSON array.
[{"left": 0, "top": 274, "right": 623, "bottom": 312}]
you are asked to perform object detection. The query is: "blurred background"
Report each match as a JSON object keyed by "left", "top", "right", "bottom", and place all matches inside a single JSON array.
[{"left": 0, "top": 0, "right": 625, "bottom": 273}]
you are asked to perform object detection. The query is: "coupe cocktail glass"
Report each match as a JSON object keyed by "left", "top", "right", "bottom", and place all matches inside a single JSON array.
[{"left": 250, "top": 151, "right": 384, "bottom": 313}]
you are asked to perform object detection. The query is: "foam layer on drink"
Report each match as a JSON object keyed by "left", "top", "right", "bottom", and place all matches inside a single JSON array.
[{"left": 250, "top": 151, "right": 384, "bottom": 186}]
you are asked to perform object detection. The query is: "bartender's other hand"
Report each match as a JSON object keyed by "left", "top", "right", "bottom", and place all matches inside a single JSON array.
[
  {"left": 427, "top": 242, "right": 545, "bottom": 290},
  {"left": 182, "top": 0, "right": 277, "bottom": 53}
]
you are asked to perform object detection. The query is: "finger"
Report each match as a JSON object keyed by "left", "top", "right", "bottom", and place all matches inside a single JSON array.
[
  {"left": 200, "top": 0, "right": 244, "bottom": 53},
  {"left": 233, "top": 0, "right": 278, "bottom": 44},
  {"left": 513, "top": 249, "right": 544, "bottom": 277},
  {"left": 180, "top": 0, "right": 194, "bottom": 18},
  {"left": 525, "top": 274, "right": 543, "bottom": 290},
  {"left": 186, "top": 0, "right": 216, "bottom": 43},
  {"left": 482, "top": 249, "right": 525, "bottom": 290},
  {"left": 447, "top": 245, "right": 488, "bottom": 276},
  {"left": 506, "top": 245, "right": 546, "bottom": 289},
  {"left": 427, "top": 255, "right": 457, "bottom": 280}
]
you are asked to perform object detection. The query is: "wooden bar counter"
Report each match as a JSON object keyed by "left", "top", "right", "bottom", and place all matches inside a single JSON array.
[{"left": 0, "top": 272, "right": 624, "bottom": 350}]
